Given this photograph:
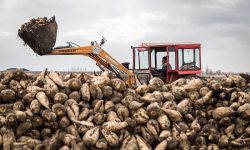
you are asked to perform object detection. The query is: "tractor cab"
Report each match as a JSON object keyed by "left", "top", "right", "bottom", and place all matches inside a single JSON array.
[{"left": 132, "top": 43, "right": 201, "bottom": 84}]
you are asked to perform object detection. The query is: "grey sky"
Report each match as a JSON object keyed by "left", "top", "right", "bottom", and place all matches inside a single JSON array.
[{"left": 0, "top": 0, "right": 249, "bottom": 72}]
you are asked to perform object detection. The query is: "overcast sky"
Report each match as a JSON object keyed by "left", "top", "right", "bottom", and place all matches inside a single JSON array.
[{"left": 0, "top": 0, "right": 249, "bottom": 72}]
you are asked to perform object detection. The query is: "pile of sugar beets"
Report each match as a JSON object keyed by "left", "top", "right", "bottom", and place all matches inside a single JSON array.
[{"left": 0, "top": 69, "right": 250, "bottom": 150}]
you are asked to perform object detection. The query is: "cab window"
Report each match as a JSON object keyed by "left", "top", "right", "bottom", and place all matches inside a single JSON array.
[
  {"left": 134, "top": 48, "right": 149, "bottom": 69},
  {"left": 168, "top": 47, "right": 176, "bottom": 70},
  {"left": 178, "top": 48, "right": 200, "bottom": 70}
]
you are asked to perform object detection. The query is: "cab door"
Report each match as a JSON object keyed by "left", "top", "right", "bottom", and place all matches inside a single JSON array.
[
  {"left": 166, "top": 46, "right": 178, "bottom": 83},
  {"left": 132, "top": 47, "right": 150, "bottom": 84}
]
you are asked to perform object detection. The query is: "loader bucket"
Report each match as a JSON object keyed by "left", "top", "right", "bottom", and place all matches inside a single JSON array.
[{"left": 18, "top": 16, "right": 57, "bottom": 55}]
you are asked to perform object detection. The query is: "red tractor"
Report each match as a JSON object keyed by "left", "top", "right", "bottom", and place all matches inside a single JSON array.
[{"left": 130, "top": 43, "right": 201, "bottom": 84}]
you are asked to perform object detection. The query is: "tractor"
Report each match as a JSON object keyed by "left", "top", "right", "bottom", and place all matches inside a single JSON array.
[{"left": 130, "top": 43, "right": 201, "bottom": 84}]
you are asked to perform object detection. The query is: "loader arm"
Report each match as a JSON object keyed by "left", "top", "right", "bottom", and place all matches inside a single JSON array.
[{"left": 46, "top": 45, "right": 136, "bottom": 85}]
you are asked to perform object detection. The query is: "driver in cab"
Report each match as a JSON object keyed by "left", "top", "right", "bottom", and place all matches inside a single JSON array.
[{"left": 158, "top": 56, "right": 172, "bottom": 80}]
